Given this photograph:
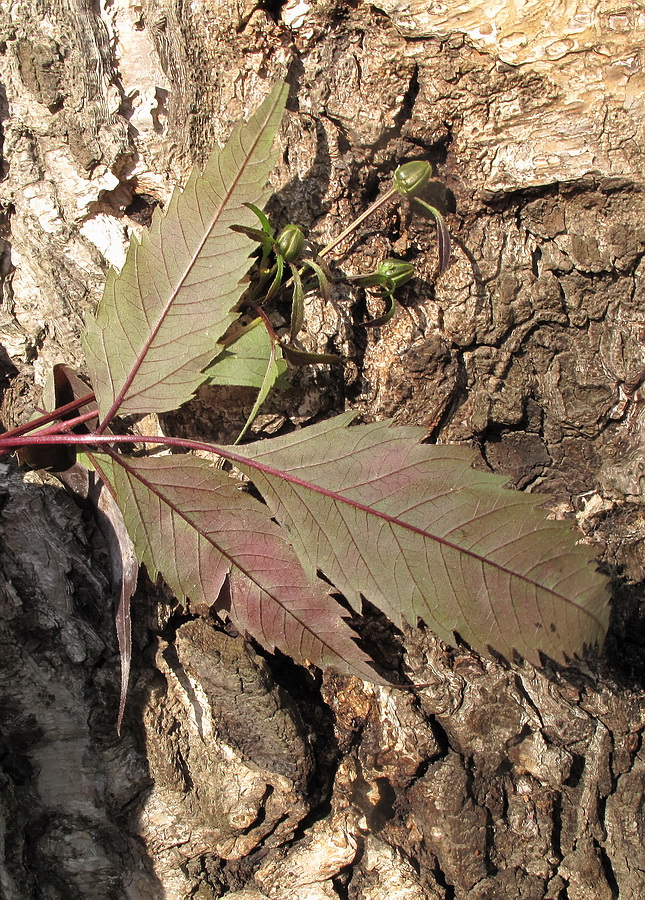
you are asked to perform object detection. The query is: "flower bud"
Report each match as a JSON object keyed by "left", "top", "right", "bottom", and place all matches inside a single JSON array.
[
  {"left": 393, "top": 160, "right": 432, "bottom": 198},
  {"left": 377, "top": 258, "right": 415, "bottom": 289},
  {"left": 276, "top": 224, "right": 305, "bottom": 262}
]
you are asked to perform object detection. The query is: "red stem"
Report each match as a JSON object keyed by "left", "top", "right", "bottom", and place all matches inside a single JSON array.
[
  {"left": 248, "top": 303, "right": 279, "bottom": 341},
  {"left": 0, "top": 408, "right": 100, "bottom": 458},
  {"left": 0, "top": 392, "right": 96, "bottom": 441},
  {"left": 0, "top": 432, "right": 221, "bottom": 453}
]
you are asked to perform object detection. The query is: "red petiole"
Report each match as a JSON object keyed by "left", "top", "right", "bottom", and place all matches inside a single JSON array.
[
  {"left": 0, "top": 406, "right": 100, "bottom": 459},
  {"left": 0, "top": 392, "right": 96, "bottom": 441}
]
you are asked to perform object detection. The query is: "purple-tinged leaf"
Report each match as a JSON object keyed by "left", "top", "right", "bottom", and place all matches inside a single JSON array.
[
  {"left": 95, "top": 453, "right": 378, "bottom": 679},
  {"left": 228, "top": 414, "right": 610, "bottom": 665},
  {"left": 83, "top": 82, "right": 288, "bottom": 423}
]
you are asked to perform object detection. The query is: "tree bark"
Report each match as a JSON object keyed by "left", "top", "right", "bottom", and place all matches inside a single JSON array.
[{"left": 1, "top": 1, "right": 644, "bottom": 898}]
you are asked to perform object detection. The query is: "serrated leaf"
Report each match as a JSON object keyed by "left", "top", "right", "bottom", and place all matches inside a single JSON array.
[
  {"left": 227, "top": 414, "right": 610, "bottom": 665},
  {"left": 83, "top": 81, "right": 288, "bottom": 422},
  {"left": 95, "top": 452, "right": 378, "bottom": 679}
]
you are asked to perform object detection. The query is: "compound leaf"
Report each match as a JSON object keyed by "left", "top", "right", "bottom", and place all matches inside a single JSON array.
[
  {"left": 227, "top": 413, "right": 610, "bottom": 666},
  {"left": 83, "top": 81, "right": 288, "bottom": 422},
  {"left": 94, "top": 452, "right": 377, "bottom": 679}
]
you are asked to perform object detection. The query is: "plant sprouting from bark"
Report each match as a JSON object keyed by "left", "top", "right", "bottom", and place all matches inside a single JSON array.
[{"left": 0, "top": 81, "right": 610, "bottom": 732}]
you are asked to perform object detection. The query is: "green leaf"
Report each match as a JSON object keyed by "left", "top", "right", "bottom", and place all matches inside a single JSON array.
[
  {"left": 227, "top": 414, "right": 610, "bottom": 666},
  {"left": 305, "top": 257, "right": 333, "bottom": 300},
  {"left": 205, "top": 317, "right": 287, "bottom": 442},
  {"left": 363, "top": 291, "right": 397, "bottom": 328},
  {"left": 96, "top": 452, "right": 378, "bottom": 679},
  {"left": 244, "top": 202, "right": 274, "bottom": 237},
  {"left": 265, "top": 254, "right": 284, "bottom": 301},
  {"left": 279, "top": 344, "right": 339, "bottom": 366},
  {"left": 229, "top": 223, "right": 275, "bottom": 248},
  {"left": 83, "top": 81, "right": 289, "bottom": 422},
  {"left": 205, "top": 317, "right": 286, "bottom": 389}
]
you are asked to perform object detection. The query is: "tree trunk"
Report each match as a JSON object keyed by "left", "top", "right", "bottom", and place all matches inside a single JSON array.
[{"left": 1, "top": 1, "right": 644, "bottom": 898}]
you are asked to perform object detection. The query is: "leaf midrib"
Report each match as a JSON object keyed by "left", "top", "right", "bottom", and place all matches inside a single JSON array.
[
  {"left": 221, "top": 448, "right": 606, "bottom": 632},
  {"left": 99, "top": 90, "right": 284, "bottom": 427},
  {"left": 108, "top": 452, "right": 358, "bottom": 662},
  {"left": 18, "top": 430, "right": 608, "bottom": 633}
]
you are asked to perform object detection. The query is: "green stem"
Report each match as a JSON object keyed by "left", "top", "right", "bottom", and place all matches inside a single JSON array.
[
  {"left": 264, "top": 185, "right": 398, "bottom": 314},
  {"left": 319, "top": 186, "right": 397, "bottom": 258},
  {"left": 242, "top": 262, "right": 279, "bottom": 307}
]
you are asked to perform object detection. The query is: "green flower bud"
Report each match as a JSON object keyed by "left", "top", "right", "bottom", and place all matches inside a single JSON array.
[
  {"left": 276, "top": 224, "right": 305, "bottom": 262},
  {"left": 393, "top": 160, "right": 432, "bottom": 198},
  {"left": 377, "top": 258, "right": 415, "bottom": 289}
]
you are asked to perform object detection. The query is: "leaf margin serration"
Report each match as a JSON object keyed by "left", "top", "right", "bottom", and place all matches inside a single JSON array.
[
  {"left": 83, "top": 81, "right": 289, "bottom": 421},
  {"left": 94, "top": 451, "right": 380, "bottom": 681},
  {"left": 229, "top": 413, "right": 610, "bottom": 666}
]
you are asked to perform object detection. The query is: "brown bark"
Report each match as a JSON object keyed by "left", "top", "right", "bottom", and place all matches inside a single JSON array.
[{"left": 0, "top": 1, "right": 644, "bottom": 897}]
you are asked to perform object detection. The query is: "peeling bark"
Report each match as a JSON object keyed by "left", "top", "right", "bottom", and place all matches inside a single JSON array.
[{"left": 1, "top": 1, "right": 644, "bottom": 897}]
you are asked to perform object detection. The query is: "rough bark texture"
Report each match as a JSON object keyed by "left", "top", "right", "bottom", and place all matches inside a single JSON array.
[{"left": 1, "top": 1, "right": 644, "bottom": 898}]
